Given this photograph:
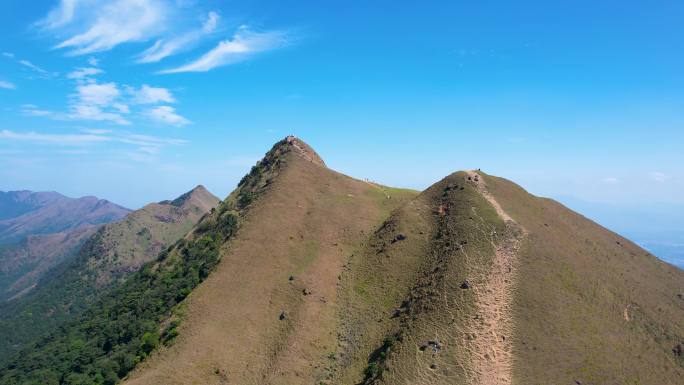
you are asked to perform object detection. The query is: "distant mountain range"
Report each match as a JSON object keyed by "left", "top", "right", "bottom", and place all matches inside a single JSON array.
[
  {"left": 0, "top": 138, "right": 682, "bottom": 385},
  {"left": 0, "top": 185, "right": 219, "bottom": 364},
  {"left": 0, "top": 191, "right": 130, "bottom": 301},
  {"left": 0, "top": 191, "right": 129, "bottom": 244}
]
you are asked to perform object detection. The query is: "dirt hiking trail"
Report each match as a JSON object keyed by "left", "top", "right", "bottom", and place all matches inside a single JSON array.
[{"left": 465, "top": 171, "right": 526, "bottom": 385}]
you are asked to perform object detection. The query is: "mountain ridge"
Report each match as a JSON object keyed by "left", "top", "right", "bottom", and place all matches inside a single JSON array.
[
  {"left": 123, "top": 136, "right": 417, "bottom": 385},
  {"left": 0, "top": 191, "right": 129, "bottom": 244},
  {"left": 1, "top": 137, "right": 682, "bottom": 385}
]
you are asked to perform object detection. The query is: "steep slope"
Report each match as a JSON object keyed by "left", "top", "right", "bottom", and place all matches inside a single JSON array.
[
  {"left": 3, "top": 140, "right": 683, "bottom": 385},
  {"left": 123, "top": 136, "right": 417, "bottom": 385},
  {"left": 483, "top": 172, "right": 684, "bottom": 384},
  {"left": 334, "top": 171, "right": 509, "bottom": 385},
  {"left": 0, "top": 186, "right": 219, "bottom": 365},
  {"left": 336, "top": 171, "right": 684, "bottom": 385},
  {"left": 0, "top": 137, "right": 417, "bottom": 385},
  {"left": 0, "top": 192, "right": 129, "bottom": 301},
  {"left": 80, "top": 185, "right": 219, "bottom": 288}
]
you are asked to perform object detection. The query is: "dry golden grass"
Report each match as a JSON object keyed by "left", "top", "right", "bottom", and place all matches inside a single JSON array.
[
  {"left": 123, "top": 144, "right": 417, "bottom": 385},
  {"left": 334, "top": 171, "right": 507, "bottom": 385},
  {"left": 124, "top": 139, "right": 684, "bottom": 385},
  {"left": 484, "top": 173, "right": 684, "bottom": 384}
]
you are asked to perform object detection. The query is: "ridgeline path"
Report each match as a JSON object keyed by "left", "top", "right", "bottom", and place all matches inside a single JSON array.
[{"left": 465, "top": 171, "right": 526, "bottom": 385}]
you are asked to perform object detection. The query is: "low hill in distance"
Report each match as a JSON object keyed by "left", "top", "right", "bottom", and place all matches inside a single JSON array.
[
  {"left": 0, "top": 191, "right": 130, "bottom": 302},
  {"left": 1, "top": 137, "right": 682, "bottom": 385},
  {"left": 0, "top": 186, "right": 219, "bottom": 364}
]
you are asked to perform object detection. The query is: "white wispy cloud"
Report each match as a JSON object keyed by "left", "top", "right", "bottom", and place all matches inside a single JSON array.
[
  {"left": 202, "top": 11, "right": 220, "bottom": 33},
  {"left": 137, "top": 11, "right": 219, "bottom": 63},
  {"left": 117, "top": 133, "right": 186, "bottom": 146},
  {"left": 23, "top": 78, "right": 186, "bottom": 126},
  {"left": 160, "top": 27, "right": 289, "bottom": 74},
  {"left": 21, "top": 104, "right": 53, "bottom": 116},
  {"left": 128, "top": 84, "right": 175, "bottom": 104},
  {"left": 80, "top": 128, "right": 112, "bottom": 134},
  {"left": 651, "top": 172, "right": 668, "bottom": 183},
  {"left": 67, "top": 67, "right": 103, "bottom": 79},
  {"left": 68, "top": 81, "right": 130, "bottom": 124},
  {"left": 0, "top": 129, "right": 186, "bottom": 150},
  {"left": 76, "top": 82, "right": 120, "bottom": 105},
  {"left": 58, "top": 149, "right": 92, "bottom": 155},
  {"left": 3, "top": 53, "right": 52, "bottom": 77},
  {"left": 0, "top": 80, "right": 16, "bottom": 89},
  {"left": 602, "top": 177, "right": 619, "bottom": 184},
  {"left": 70, "top": 104, "right": 130, "bottom": 125},
  {"left": 18, "top": 59, "right": 48, "bottom": 74},
  {"left": 37, "top": 2, "right": 289, "bottom": 75},
  {"left": 0, "top": 129, "right": 111, "bottom": 145},
  {"left": 39, "top": 0, "right": 81, "bottom": 29},
  {"left": 146, "top": 106, "right": 190, "bottom": 126},
  {"left": 21, "top": 100, "right": 128, "bottom": 124},
  {"left": 43, "top": 0, "right": 171, "bottom": 55}
]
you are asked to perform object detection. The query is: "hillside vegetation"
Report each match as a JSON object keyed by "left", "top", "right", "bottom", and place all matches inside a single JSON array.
[
  {"left": 1, "top": 137, "right": 683, "bottom": 385},
  {"left": 0, "top": 186, "right": 218, "bottom": 365},
  {"left": 122, "top": 137, "right": 418, "bottom": 385}
]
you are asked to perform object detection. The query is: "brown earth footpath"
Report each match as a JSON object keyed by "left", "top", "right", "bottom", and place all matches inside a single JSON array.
[{"left": 463, "top": 170, "right": 526, "bottom": 385}]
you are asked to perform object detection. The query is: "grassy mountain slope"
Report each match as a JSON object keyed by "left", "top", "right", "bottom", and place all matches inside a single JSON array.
[
  {"left": 122, "top": 137, "right": 417, "bottom": 385},
  {"left": 333, "top": 171, "right": 507, "bottom": 385},
  {"left": 0, "top": 186, "right": 219, "bottom": 365},
  {"left": 0, "top": 137, "right": 415, "bottom": 385},
  {"left": 2, "top": 138, "right": 683, "bottom": 385},
  {"left": 482, "top": 173, "right": 684, "bottom": 384},
  {"left": 82, "top": 185, "right": 219, "bottom": 288},
  {"left": 337, "top": 171, "right": 684, "bottom": 385}
]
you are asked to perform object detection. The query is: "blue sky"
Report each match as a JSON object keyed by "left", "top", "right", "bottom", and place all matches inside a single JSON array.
[{"left": 1, "top": 1, "right": 683, "bottom": 263}]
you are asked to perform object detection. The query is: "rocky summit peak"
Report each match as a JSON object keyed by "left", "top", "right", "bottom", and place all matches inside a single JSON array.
[{"left": 283, "top": 135, "right": 326, "bottom": 167}]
